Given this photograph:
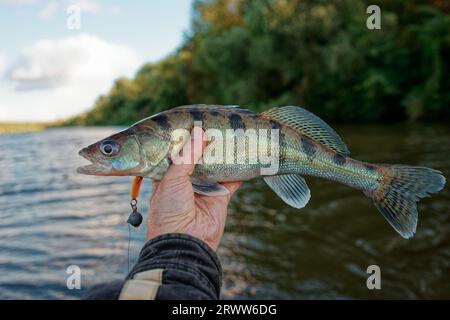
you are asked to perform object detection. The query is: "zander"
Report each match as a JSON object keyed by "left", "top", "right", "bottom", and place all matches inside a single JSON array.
[{"left": 77, "top": 105, "right": 446, "bottom": 238}]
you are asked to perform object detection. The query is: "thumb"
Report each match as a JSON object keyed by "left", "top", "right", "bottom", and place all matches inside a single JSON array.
[{"left": 164, "top": 126, "right": 205, "bottom": 181}]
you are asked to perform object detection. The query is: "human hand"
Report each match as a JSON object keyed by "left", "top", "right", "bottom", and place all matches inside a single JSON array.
[{"left": 147, "top": 126, "right": 242, "bottom": 251}]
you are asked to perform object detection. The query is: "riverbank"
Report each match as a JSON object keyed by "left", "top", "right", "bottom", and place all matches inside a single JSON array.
[{"left": 0, "top": 122, "right": 57, "bottom": 134}]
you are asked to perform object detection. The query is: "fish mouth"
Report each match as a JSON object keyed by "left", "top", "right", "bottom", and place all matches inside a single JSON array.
[{"left": 77, "top": 148, "right": 113, "bottom": 175}]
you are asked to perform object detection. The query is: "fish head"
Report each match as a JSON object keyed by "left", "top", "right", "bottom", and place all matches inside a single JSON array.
[
  {"left": 77, "top": 129, "right": 144, "bottom": 176},
  {"left": 77, "top": 121, "right": 174, "bottom": 177}
]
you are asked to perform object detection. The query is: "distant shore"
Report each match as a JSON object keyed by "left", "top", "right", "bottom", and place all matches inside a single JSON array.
[{"left": 0, "top": 122, "right": 55, "bottom": 134}]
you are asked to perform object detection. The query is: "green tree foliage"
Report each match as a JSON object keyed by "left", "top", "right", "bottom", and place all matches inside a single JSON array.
[{"left": 68, "top": 0, "right": 450, "bottom": 126}]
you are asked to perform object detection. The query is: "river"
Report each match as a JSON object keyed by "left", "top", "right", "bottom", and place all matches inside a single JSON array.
[{"left": 0, "top": 125, "right": 449, "bottom": 299}]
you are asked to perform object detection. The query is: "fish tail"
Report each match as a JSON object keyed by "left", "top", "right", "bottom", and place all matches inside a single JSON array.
[
  {"left": 364, "top": 165, "right": 445, "bottom": 238},
  {"left": 258, "top": 106, "right": 445, "bottom": 238}
]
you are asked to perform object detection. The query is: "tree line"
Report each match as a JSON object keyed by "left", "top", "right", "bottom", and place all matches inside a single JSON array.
[{"left": 66, "top": 0, "right": 450, "bottom": 126}]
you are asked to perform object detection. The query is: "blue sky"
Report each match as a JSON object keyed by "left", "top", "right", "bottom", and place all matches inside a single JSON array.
[{"left": 0, "top": 0, "right": 194, "bottom": 121}]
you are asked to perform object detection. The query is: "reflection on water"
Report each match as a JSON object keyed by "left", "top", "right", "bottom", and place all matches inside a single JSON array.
[{"left": 0, "top": 125, "right": 449, "bottom": 299}]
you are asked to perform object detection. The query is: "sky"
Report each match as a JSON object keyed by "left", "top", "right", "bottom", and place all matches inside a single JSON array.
[{"left": 0, "top": 0, "right": 193, "bottom": 122}]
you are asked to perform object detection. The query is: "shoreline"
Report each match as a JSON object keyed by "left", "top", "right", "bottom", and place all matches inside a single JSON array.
[{"left": 0, "top": 122, "right": 52, "bottom": 135}]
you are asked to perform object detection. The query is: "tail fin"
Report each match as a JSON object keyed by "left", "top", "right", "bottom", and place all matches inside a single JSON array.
[{"left": 364, "top": 165, "right": 445, "bottom": 238}]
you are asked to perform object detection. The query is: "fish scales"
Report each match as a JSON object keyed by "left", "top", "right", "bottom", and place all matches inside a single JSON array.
[
  {"left": 78, "top": 105, "right": 445, "bottom": 239},
  {"left": 141, "top": 107, "right": 380, "bottom": 188}
]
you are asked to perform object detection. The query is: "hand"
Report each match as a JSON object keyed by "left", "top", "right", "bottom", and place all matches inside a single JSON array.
[{"left": 147, "top": 126, "right": 242, "bottom": 251}]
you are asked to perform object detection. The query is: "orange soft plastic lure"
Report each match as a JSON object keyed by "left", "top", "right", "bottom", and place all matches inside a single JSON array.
[
  {"left": 127, "top": 176, "right": 144, "bottom": 227},
  {"left": 131, "top": 176, "right": 143, "bottom": 200}
]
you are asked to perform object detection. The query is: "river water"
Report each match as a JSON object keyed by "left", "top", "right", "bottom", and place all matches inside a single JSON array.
[{"left": 0, "top": 125, "right": 449, "bottom": 299}]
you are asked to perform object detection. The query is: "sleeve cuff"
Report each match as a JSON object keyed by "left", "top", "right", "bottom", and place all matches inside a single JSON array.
[{"left": 125, "top": 233, "right": 223, "bottom": 299}]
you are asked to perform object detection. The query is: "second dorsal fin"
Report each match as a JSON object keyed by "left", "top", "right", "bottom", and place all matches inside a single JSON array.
[{"left": 260, "top": 106, "right": 350, "bottom": 156}]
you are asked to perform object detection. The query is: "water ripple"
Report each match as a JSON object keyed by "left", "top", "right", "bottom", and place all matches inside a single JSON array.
[{"left": 0, "top": 125, "right": 449, "bottom": 299}]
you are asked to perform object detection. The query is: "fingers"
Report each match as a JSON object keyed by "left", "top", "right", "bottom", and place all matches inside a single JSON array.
[
  {"left": 156, "top": 125, "right": 242, "bottom": 202},
  {"left": 165, "top": 126, "right": 205, "bottom": 181}
]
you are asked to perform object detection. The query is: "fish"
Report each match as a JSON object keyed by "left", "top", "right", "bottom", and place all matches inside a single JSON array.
[{"left": 77, "top": 105, "right": 446, "bottom": 238}]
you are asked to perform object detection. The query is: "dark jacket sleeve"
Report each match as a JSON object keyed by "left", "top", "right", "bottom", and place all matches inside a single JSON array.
[{"left": 82, "top": 233, "right": 222, "bottom": 300}]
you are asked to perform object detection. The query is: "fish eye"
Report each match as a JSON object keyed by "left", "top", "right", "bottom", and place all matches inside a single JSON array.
[{"left": 100, "top": 140, "right": 119, "bottom": 156}]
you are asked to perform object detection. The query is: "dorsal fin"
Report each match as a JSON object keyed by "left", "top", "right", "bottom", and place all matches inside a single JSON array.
[
  {"left": 260, "top": 106, "right": 350, "bottom": 156},
  {"left": 171, "top": 104, "right": 255, "bottom": 115},
  {"left": 173, "top": 104, "right": 243, "bottom": 111},
  {"left": 174, "top": 104, "right": 240, "bottom": 109}
]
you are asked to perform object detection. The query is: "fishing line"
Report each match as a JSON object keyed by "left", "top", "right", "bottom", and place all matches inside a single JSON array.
[
  {"left": 127, "top": 224, "right": 131, "bottom": 273},
  {"left": 126, "top": 176, "right": 144, "bottom": 273}
]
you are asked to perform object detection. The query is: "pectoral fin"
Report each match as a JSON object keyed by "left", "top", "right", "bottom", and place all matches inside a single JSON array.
[
  {"left": 263, "top": 174, "right": 311, "bottom": 209},
  {"left": 191, "top": 179, "right": 230, "bottom": 196}
]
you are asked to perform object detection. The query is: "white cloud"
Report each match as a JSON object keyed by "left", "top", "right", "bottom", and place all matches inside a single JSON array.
[
  {"left": 9, "top": 34, "right": 140, "bottom": 89},
  {"left": 1, "top": 34, "right": 142, "bottom": 121},
  {"left": 37, "top": 1, "right": 58, "bottom": 20}
]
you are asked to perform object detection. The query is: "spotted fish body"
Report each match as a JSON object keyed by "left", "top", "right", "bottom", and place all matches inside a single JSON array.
[
  {"left": 78, "top": 105, "right": 446, "bottom": 239},
  {"left": 145, "top": 107, "right": 371, "bottom": 186}
]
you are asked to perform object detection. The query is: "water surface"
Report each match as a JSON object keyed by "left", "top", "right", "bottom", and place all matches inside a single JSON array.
[{"left": 0, "top": 125, "right": 449, "bottom": 299}]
